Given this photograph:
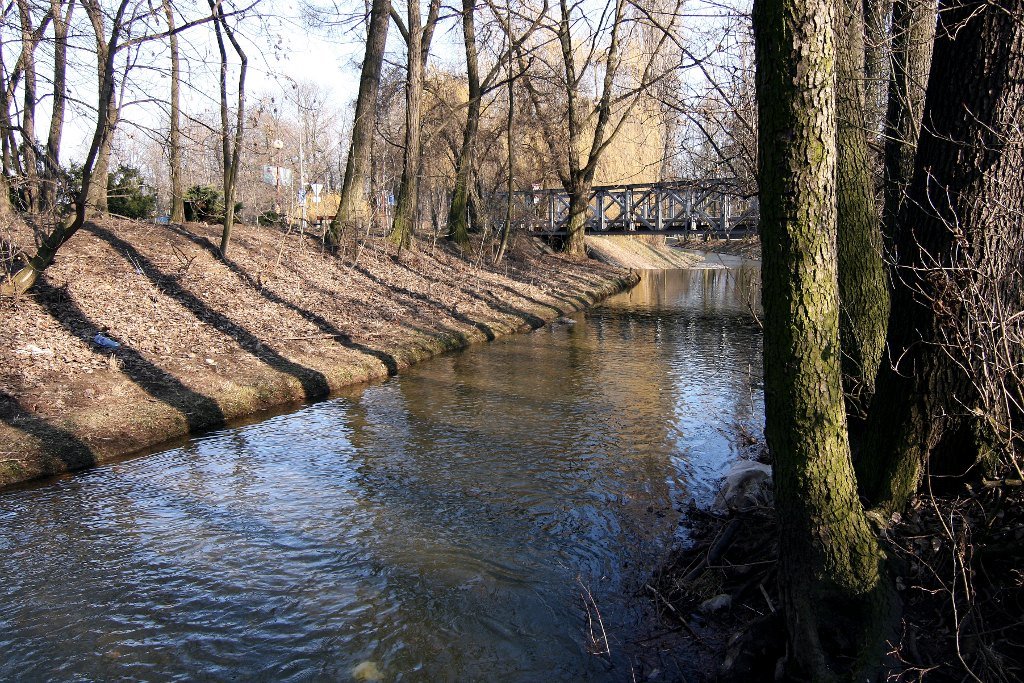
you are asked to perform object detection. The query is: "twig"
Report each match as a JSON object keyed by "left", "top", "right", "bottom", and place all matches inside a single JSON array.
[{"left": 644, "top": 583, "right": 710, "bottom": 648}]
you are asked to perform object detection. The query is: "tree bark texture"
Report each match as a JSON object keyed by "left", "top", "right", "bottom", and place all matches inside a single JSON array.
[
  {"left": 328, "top": 0, "right": 389, "bottom": 247},
  {"left": 861, "top": 0, "right": 889, "bottom": 133},
  {"left": 18, "top": 0, "right": 40, "bottom": 213},
  {"left": 860, "top": 0, "right": 1024, "bottom": 514},
  {"left": 446, "top": 0, "right": 481, "bottom": 249},
  {"left": 84, "top": 2, "right": 118, "bottom": 217},
  {"left": 164, "top": 0, "right": 184, "bottom": 223},
  {"left": 390, "top": 0, "right": 423, "bottom": 250},
  {"left": 44, "top": 0, "right": 73, "bottom": 212},
  {"left": 209, "top": 0, "right": 247, "bottom": 256},
  {"left": 753, "top": 0, "right": 896, "bottom": 676},
  {"left": 882, "top": 0, "right": 936, "bottom": 244},
  {"left": 835, "top": 0, "right": 889, "bottom": 410}
]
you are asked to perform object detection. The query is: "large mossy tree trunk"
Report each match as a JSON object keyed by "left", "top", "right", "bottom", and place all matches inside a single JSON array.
[
  {"left": 836, "top": 0, "right": 889, "bottom": 411},
  {"left": 327, "top": 0, "right": 389, "bottom": 248},
  {"left": 446, "top": 0, "right": 481, "bottom": 250},
  {"left": 859, "top": 0, "right": 1024, "bottom": 514},
  {"left": 753, "top": 0, "right": 896, "bottom": 675}
]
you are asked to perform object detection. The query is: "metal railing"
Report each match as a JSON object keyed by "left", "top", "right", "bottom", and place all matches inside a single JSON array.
[{"left": 502, "top": 179, "right": 758, "bottom": 236}]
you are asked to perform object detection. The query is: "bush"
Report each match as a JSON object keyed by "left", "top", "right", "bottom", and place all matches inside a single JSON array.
[
  {"left": 183, "top": 184, "right": 223, "bottom": 223},
  {"left": 107, "top": 165, "right": 157, "bottom": 219},
  {"left": 183, "top": 184, "right": 242, "bottom": 223},
  {"left": 257, "top": 210, "right": 284, "bottom": 226}
]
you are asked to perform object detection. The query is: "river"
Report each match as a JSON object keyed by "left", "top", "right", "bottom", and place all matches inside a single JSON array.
[{"left": 0, "top": 262, "right": 763, "bottom": 682}]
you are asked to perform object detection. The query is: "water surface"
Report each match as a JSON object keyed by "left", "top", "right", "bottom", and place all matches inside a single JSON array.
[{"left": 0, "top": 265, "right": 763, "bottom": 681}]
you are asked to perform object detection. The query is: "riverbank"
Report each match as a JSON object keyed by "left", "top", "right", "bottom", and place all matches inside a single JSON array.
[
  {"left": 586, "top": 234, "right": 701, "bottom": 269},
  {"left": 0, "top": 218, "right": 638, "bottom": 488},
  {"left": 674, "top": 236, "right": 761, "bottom": 260}
]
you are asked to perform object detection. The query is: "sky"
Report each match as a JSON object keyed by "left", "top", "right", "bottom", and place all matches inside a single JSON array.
[{"left": 58, "top": 0, "right": 369, "bottom": 163}]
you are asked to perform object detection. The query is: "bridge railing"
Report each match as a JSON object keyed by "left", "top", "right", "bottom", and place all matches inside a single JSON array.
[{"left": 499, "top": 180, "right": 758, "bottom": 236}]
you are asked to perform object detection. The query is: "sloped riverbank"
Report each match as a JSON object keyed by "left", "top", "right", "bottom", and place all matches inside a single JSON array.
[{"left": 0, "top": 218, "right": 637, "bottom": 488}]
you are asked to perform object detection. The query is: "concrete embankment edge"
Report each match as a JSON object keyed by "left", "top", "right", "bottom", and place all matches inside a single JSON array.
[{"left": 0, "top": 270, "right": 639, "bottom": 490}]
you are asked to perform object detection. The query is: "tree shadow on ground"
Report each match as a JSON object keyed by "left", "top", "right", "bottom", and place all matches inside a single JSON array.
[
  {"left": 34, "top": 278, "right": 228, "bottom": 433},
  {"left": 352, "top": 264, "right": 501, "bottom": 340},
  {"left": 388, "top": 260, "right": 556, "bottom": 328},
  {"left": 164, "top": 223, "right": 400, "bottom": 375},
  {"left": 0, "top": 388, "right": 96, "bottom": 477},
  {"left": 86, "top": 224, "right": 334, "bottom": 400}
]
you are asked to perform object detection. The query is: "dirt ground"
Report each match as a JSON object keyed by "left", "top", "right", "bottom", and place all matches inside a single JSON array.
[
  {"left": 0, "top": 218, "right": 637, "bottom": 487},
  {"left": 674, "top": 236, "right": 762, "bottom": 260},
  {"left": 586, "top": 235, "right": 701, "bottom": 269}
]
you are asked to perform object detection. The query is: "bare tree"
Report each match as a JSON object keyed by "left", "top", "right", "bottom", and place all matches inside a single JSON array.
[
  {"left": 860, "top": 0, "right": 1024, "bottom": 515},
  {"left": 326, "top": 0, "right": 390, "bottom": 248},
  {"left": 164, "top": 0, "right": 184, "bottom": 223},
  {"left": 42, "top": 0, "right": 74, "bottom": 213},
  {"left": 208, "top": 0, "right": 247, "bottom": 256},
  {"left": 520, "top": 0, "right": 680, "bottom": 256},
  {"left": 388, "top": 0, "right": 441, "bottom": 249},
  {"left": 1, "top": 0, "right": 132, "bottom": 295}
]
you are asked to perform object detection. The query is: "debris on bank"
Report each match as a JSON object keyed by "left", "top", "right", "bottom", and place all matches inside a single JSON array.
[
  {"left": 0, "top": 218, "right": 637, "bottom": 487},
  {"left": 651, "top": 449, "right": 1024, "bottom": 681}
]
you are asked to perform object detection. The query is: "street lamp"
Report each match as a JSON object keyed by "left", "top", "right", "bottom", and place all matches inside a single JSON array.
[{"left": 272, "top": 138, "right": 284, "bottom": 214}]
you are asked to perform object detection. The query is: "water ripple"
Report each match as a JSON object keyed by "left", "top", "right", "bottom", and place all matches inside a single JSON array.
[{"left": 0, "top": 266, "right": 764, "bottom": 681}]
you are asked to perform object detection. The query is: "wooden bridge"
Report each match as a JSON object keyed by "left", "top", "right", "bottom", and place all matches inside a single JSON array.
[{"left": 506, "top": 180, "right": 758, "bottom": 237}]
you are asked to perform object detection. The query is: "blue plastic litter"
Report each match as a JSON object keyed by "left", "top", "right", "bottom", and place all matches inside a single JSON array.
[{"left": 93, "top": 333, "right": 121, "bottom": 349}]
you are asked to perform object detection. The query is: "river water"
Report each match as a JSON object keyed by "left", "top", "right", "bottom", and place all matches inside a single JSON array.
[{"left": 0, "top": 263, "right": 763, "bottom": 682}]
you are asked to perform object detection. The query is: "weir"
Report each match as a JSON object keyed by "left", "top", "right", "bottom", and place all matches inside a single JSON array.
[{"left": 504, "top": 179, "right": 759, "bottom": 237}]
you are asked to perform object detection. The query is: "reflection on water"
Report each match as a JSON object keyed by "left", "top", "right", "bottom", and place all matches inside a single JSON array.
[{"left": 0, "top": 266, "right": 763, "bottom": 682}]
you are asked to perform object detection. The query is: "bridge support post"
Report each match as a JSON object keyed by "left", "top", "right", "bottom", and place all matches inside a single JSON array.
[
  {"left": 624, "top": 188, "right": 634, "bottom": 231},
  {"left": 597, "top": 192, "right": 606, "bottom": 232},
  {"left": 656, "top": 188, "right": 664, "bottom": 232},
  {"left": 686, "top": 190, "right": 695, "bottom": 233},
  {"left": 720, "top": 194, "right": 731, "bottom": 239}
]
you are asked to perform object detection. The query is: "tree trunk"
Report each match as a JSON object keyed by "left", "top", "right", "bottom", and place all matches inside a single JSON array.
[
  {"left": 564, "top": 177, "right": 589, "bottom": 255},
  {"left": 835, "top": 0, "right": 889, "bottom": 411},
  {"left": 861, "top": 0, "right": 889, "bottom": 133},
  {"left": 164, "top": 0, "right": 184, "bottom": 223},
  {"left": 44, "top": 0, "right": 73, "bottom": 213},
  {"left": 18, "top": 0, "right": 40, "bottom": 213},
  {"left": 860, "top": 0, "right": 1024, "bottom": 514},
  {"left": 390, "top": 0, "right": 423, "bottom": 250},
  {"left": 2, "top": 0, "right": 129, "bottom": 296},
  {"left": 327, "top": 0, "right": 389, "bottom": 247},
  {"left": 446, "top": 0, "right": 481, "bottom": 250},
  {"left": 209, "top": 0, "right": 247, "bottom": 256},
  {"left": 495, "top": 39, "right": 516, "bottom": 265},
  {"left": 882, "top": 0, "right": 936, "bottom": 243},
  {"left": 84, "top": 3, "right": 118, "bottom": 217},
  {"left": 753, "top": 0, "right": 896, "bottom": 675}
]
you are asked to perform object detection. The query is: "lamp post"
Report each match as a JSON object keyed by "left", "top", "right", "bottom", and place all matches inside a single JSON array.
[{"left": 272, "top": 138, "right": 284, "bottom": 214}]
